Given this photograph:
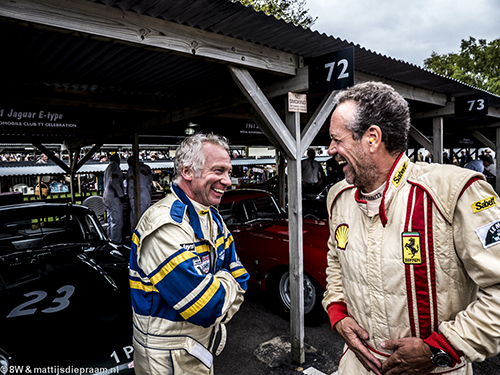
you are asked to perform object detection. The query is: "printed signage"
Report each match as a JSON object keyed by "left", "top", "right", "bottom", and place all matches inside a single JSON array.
[
  {"left": 288, "top": 92, "right": 307, "bottom": 113},
  {"left": 308, "top": 46, "right": 354, "bottom": 94},
  {"left": 0, "top": 106, "right": 79, "bottom": 132},
  {"left": 455, "top": 94, "right": 488, "bottom": 117},
  {"left": 240, "top": 122, "right": 263, "bottom": 135}
]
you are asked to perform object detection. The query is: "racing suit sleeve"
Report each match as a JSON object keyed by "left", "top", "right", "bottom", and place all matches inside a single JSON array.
[
  {"left": 136, "top": 223, "right": 247, "bottom": 328},
  {"left": 322, "top": 188, "right": 349, "bottom": 330},
  {"left": 439, "top": 178, "right": 500, "bottom": 362}
]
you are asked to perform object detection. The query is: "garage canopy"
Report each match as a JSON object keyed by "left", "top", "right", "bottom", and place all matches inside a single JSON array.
[
  {"left": 1, "top": 0, "right": 499, "bottom": 153},
  {"left": 2, "top": 0, "right": 500, "bottom": 365}
]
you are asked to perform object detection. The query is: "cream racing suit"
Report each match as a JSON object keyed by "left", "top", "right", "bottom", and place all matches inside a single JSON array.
[
  {"left": 323, "top": 153, "right": 500, "bottom": 374},
  {"left": 130, "top": 183, "right": 249, "bottom": 375}
]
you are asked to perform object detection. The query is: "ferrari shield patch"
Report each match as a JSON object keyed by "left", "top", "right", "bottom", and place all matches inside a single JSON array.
[
  {"left": 402, "top": 232, "right": 422, "bottom": 264},
  {"left": 476, "top": 220, "right": 500, "bottom": 249}
]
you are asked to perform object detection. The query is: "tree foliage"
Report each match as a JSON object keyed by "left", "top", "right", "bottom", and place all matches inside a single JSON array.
[
  {"left": 424, "top": 37, "right": 500, "bottom": 95},
  {"left": 233, "top": 0, "right": 317, "bottom": 29}
]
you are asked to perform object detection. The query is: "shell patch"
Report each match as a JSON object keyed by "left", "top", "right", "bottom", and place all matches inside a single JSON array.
[
  {"left": 476, "top": 220, "right": 500, "bottom": 249},
  {"left": 335, "top": 223, "right": 349, "bottom": 251}
]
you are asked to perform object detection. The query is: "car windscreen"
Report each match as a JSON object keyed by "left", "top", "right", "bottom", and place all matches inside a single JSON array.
[
  {"left": 0, "top": 206, "right": 103, "bottom": 254},
  {"left": 218, "top": 195, "right": 283, "bottom": 225}
]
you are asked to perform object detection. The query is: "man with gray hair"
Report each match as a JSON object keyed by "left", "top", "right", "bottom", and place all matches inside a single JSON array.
[
  {"left": 323, "top": 81, "right": 500, "bottom": 374},
  {"left": 129, "top": 133, "right": 249, "bottom": 375}
]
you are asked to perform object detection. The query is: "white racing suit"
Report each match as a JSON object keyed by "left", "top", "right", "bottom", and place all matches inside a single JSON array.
[
  {"left": 103, "top": 159, "right": 125, "bottom": 243},
  {"left": 127, "top": 162, "right": 153, "bottom": 231},
  {"left": 129, "top": 183, "right": 249, "bottom": 375},
  {"left": 323, "top": 153, "right": 500, "bottom": 374}
]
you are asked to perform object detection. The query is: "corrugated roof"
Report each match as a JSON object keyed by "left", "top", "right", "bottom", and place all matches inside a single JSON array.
[{"left": 0, "top": 0, "right": 498, "bottom": 149}]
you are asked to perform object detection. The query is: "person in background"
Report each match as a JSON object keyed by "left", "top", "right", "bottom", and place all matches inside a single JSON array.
[
  {"left": 301, "top": 148, "right": 326, "bottom": 195},
  {"left": 126, "top": 156, "right": 153, "bottom": 232},
  {"left": 129, "top": 133, "right": 249, "bottom": 375},
  {"left": 323, "top": 81, "right": 500, "bottom": 375},
  {"left": 37, "top": 154, "right": 48, "bottom": 164},
  {"left": 103, "top": 153, "right": 126, "bottom": 244},
  {"left": 464, "top": 154, "right": 492, "bottom": 174}
]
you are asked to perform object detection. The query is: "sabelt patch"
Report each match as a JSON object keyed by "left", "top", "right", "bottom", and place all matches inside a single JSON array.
[
  {"left": 402, "top": 232, "right": 422, "bottom": 264},
  {"left": 472, "top": 196, "right": 497, "bottom": 213},
  {"left": 392, "top": 161, "right": 408, "bottom": 188},
  {"left": 335, "top": 223, "right": 349, "bottom": 251},
  {"left": 476, "top": 220, "right": 500, "bottom": 249}
]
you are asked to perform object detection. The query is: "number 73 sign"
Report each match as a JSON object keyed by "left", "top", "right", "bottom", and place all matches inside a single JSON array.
[{"left": 308, "top": 46, "right": 354, "bottom": 94}]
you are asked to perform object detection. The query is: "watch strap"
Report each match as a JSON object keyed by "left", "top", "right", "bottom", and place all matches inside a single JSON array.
[{"left": 423, "top": 332, "right": 462, "bottom": 367}]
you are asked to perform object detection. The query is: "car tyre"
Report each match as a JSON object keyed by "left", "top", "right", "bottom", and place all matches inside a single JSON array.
[{"left": 269, "top": 269, "right": 326, "bottom": 325}]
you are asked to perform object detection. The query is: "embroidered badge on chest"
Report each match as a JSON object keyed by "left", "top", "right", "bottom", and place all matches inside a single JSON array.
[
  {"left": 193, "top": 254, "right": 211, "bottom": 275},
  {"left": 476, "top": 220, "right": 500, "bottom": 249},
  {"left": 402, "top": 232, "right": 422, "bottom": 264},
  {"left": 335, "top": 223, "right": 349, "bottom": 251}
]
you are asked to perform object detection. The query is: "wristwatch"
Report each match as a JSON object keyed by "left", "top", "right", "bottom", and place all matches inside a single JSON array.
[{"left": 429, "top": 345, "right": 453, "bottom": 368}]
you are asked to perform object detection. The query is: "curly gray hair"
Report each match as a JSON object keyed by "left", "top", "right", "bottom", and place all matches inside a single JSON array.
[
  {"left": 334, "top": 81, "right": 411, "bottom": 155},
  {"left": 173, "top": 133, "right": 230, "bottom": 184}
]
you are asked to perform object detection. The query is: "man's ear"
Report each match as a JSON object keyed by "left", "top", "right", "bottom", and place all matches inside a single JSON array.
[
  {"left": 180, "top": 166, "right": 193, "bottom": 181},
  {"left": 366, "top": 125, "right": 382, "bottom": 150}
]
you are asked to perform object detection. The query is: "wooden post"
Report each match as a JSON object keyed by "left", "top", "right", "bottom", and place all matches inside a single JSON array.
[
  {"left": 496, "top": 127, "right": 500, "bottom": 194},
  {"left": 433, "top": 117, "right": 443, "bottom": 163},
  {"left": 286, "top": 107, "right": 305, "bottom": 365},
  {"left": 133, "top": 133, "right": 141, "bottom": 227},
  {"left": 277, "top": 150, "right": 286, "bottom": 209}
]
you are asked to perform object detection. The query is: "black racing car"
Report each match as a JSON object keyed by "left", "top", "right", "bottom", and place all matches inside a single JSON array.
[{"left": 0, "top": 202, "right": 133, "bottom": 373}]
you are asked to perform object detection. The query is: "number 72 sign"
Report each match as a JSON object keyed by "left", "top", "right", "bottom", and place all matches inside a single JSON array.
[{"left": 308, "top": 46, "right": 354, "bottom": 94}]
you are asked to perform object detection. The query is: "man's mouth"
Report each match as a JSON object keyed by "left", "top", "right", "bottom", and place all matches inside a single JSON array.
[
  {"left": 212, "top": 188, "right": 225, "bottom": 194},
  {"left": 336, "top": 156, "right": 347, "bottom": 166}
]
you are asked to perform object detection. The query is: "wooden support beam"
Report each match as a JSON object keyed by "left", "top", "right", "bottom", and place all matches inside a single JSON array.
[
  {"left": 285, "top": 108, "right": 305, "bottom": 365},
  {"left": 69, "top": 147, "right": 81, "bottom": 204},
  {"left": 229, "top": 65, "right": 296, "bottom": 156},
  {"left": 472, "top": 130, "right": 496, "bottom": 150},
  {"left": 409, "top": 125, "right": 433, "bottom": 151},
  {"left": 300, "top": 90, "right": 338, "bottom": 156},
  {"left": 354, "top": 71, "right": 447, "bottom": 106},
  {"left": 33, "top": 142, "right": 70, "bottom": 174},
  {"left": 133, "top": 133, "right": 141, "bottom": 228},
  {"left": 433, "top": 117, "right": 443, "bottom": 163},
  {"left": 75, "top": 143, "right": 103, "bottom": 171},
  {"left": 496, "top": 127, "right": 500, "bottom": 194},
  {"left": 0, "top": 0, "right": 299, "bottom": 76},
  {"left": 412, "top": 102, "right": 455, "bottom": 119}
]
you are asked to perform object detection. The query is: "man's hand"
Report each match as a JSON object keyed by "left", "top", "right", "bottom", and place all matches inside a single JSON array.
[
  {"left": 380, "top": 337, "right": 436, "bottom": 375},
  {"left": 335, "top": 317, "right": 382, "bottom": 375}
]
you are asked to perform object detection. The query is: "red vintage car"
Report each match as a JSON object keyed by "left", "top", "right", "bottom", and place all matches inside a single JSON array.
[{"left": 218, "top": 189, "right": 330, "bottom": 323}]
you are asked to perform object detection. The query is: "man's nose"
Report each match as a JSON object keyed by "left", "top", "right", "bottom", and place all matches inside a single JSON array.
[
  {"left": 222, "top": 172, "right": 232, "bottom": 186},
  {"left": 328, "top": 141, "right": 337, "bottom": 156}
]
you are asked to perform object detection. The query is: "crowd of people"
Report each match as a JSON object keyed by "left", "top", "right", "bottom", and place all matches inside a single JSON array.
[{"left": 0, "top": 150, "right": 172, "bottom": 163}]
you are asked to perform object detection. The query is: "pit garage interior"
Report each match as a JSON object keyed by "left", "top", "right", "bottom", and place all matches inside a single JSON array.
[{"left": 1, "top": 0, "right": 500, "bottom": 365}]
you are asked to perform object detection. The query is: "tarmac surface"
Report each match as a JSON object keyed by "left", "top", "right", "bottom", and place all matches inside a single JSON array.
[
  {"left": 213, "top": 283, "right": 500, "bottom": 375},
  {"left": 213, "top": 284, "right": 342, "bottom": 375}
]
